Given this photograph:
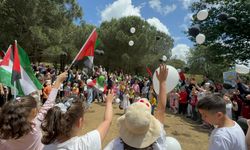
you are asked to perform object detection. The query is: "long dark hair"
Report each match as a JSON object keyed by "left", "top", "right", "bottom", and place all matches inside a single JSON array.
[
  {"left": 0, "top": 96, "right": 37, "bottom": 139},
  {"left": 41, "top": 97, "right": 85, "bottom": 144},
  {"left": 120, "top": 138, "right": 154, "bottom": 150}
]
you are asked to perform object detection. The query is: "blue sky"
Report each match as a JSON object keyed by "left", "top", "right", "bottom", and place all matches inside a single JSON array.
[{"left": 77, "top": 0, "right": 198, "bottom": 61}]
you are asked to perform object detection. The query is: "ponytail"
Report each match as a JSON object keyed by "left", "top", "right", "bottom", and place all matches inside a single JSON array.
[
  {"left": 41, "top": 107, "right": 62, "bottom": 144},
  {"left": 41, "top": 97, "right": 85, "bottom": 144}
]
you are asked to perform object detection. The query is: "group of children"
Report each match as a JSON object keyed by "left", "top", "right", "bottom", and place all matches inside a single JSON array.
[
  {"left": 0, "top": 65, "right": 250, "bottom": 150},
  {"left": 0, "top": 65, "right": 170, "bottom": 150}
]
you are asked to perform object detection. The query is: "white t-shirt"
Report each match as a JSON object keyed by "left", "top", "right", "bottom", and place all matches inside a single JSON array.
[
  {"left": 209, "top": 122, "right": 247, "bottom": 150},
  {"left": 104, "top": 124, "right": 167, "bottom": 150},
  {"left": 43, "top": 130, "right": 101, "bottom": 150}
]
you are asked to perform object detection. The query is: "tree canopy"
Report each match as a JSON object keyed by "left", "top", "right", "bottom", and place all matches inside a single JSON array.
[
  {"left": 96, "top": 16, "right": 173, "bottom": 73},
  {"left": 188, "top": 0, "right": 250, "bottom": 63},
  {"left": 187, "top": 0, "right": 250, "bottom": 79},
  {"left": 0, "top": 0, "right": 83, "bottom": 62},
  {"left": 0, "top": 1, "right": 174, "bottom": 74}
]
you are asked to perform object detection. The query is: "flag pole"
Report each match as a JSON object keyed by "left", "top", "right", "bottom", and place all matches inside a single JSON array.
[
  {"left": 67, "top": 28, "right": 96, "bottom": 71},
  {"left": 14, "top": 81, "right": 17, "bottom": 99},
  {"left": 14, "top": 40, "right": 17, "bottom": 99}
]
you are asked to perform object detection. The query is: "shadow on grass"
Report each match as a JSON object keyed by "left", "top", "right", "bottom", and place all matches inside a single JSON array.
[
  {"left": 165, "top": 109, "right": 210, "bottom": 135},
  {"left": 115, "top": 112, "right": 124, "bottom": 116}
]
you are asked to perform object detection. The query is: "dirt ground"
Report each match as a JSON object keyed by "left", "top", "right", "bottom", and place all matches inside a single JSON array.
[{"left": 82, "top": 102, "right": 210, "bottom": 150}]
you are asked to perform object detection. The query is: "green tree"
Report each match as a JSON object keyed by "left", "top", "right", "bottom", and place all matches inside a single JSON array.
[
  {"left": 97, "top": 16, "right": 174, "bottom": 74},
  {"left": 187, "top": 46, "right": 230, "bottom": 81},
  {"left": 167, "top": 59, "right": 186, "bottom": 69},
  {"left": 189, "top": 0, "right": 250, "bottom": 63},
  {"left": 0, "top": 0, "right": 83, "bottom": 63}
]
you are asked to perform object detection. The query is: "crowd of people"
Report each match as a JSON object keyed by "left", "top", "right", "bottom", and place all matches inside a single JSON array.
[
  {"left": 168, "top": 75, "right": 250, "bottom": 132},
  {"left": 0, "top": 63, "right": 250, "bottom": 150}
]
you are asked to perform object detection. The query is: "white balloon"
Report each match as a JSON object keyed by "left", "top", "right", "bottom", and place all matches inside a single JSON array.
[
  {"left": 235, "top": 64, "right": 249, "bottom": 74},
  {"left": 115, "top": 98, "right": 120, "bottom": 104},
  {"left": 162, "top": 55, "right": 167, "bottom": 61},
  {"left": 197, "top": 9, "right": 209, "bottom": 21},
  {"left": 153, "top": 65, "right": 180, "bottom": 95},
  {"left": 196, "top": 34, "right": 206, "bottom": 44},
  {"left": 128, "top": 40, "right": 134, "bottom": 46},
  {"left": 130, "top": 27, "right": 136, "bottom": 34},
  {"left": 166, "top": 137, "right": 182, "bottom": 150}
]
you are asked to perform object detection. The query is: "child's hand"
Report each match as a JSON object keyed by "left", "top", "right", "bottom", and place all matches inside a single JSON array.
[
  {"left": 246, "top": 94, "right": 250, "bottom": 100},
  {"left": 53, "top": 72, "right": 68, "bottom": 89},
  {"left": 57, "top": 72, "right": 68, "bottom": 83},
  {"left": 105, "top": 90, "right": 115, "bottom": 104},
  {"left": 156, "top": 64, "right": 168, "bottom": 83},
  {"left": 232, "top": 101, "right": 238, "bottom": 105}
]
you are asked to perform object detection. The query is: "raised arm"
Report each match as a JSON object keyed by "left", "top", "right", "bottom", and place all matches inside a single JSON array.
[
  {"left": 195, "top": 83, "right": 205, "bottom": 92},
  {"left": 36, "top": 72, "right": 68, "bottom": 122},
  {"left": 0, "top": 83, "right": 4, "bottom": 95},
  {"left": 155, "top": 64, "right": 168, "bottom": 124},
  {"left": 97, "top": 90, "right": 114, "bottom": 141}
]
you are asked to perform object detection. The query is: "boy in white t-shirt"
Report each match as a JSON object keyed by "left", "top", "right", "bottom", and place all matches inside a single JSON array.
[{"left": 197, "top": 94, "right": 247, "bottom": 150}]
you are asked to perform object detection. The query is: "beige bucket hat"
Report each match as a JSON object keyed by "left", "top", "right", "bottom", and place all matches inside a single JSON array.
[{"left": 118, "top": 98, "right": 162, "bottom": 148}]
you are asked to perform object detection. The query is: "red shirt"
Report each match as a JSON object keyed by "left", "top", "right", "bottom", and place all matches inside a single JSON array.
[
  {"left": 179, "top": 72, "right": 186, "bottom": 81},
  {"left": 179, "top": 91, "right": 188, "bottom": 104}
]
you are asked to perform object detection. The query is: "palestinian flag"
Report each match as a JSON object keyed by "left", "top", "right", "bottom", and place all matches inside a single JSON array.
[
  {"left": 72, "top": 28, "right": 97, "bottom": 69},
  {"left": 0, "top": 45, "right": 13, "bottom": 89},
  {"left": 88, "top": 75, "right": 107, "bottom": 92},
  {"left": 0, "top": 41, "right": 43, "bottom": 96}
]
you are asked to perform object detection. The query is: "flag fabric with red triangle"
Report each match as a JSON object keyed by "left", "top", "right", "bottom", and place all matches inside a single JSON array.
[
  {"left": 0, "top": 46, "right": 13, "bottom": 89},
  {"left": 0, "top": 46, "right": 11, "bottom": 66},
  {"left": 72, "top": 28, "right": 97, "bottom": 68}
]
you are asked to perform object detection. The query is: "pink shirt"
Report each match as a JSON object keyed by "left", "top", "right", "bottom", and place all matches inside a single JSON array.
[{"left": 0, "top": 88, "right": 58, "bottom": 150}]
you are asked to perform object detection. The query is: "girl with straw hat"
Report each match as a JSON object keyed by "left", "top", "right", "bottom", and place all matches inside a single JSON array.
[{"left": 105, "top": 65, "right": 169, "bottom": 150}]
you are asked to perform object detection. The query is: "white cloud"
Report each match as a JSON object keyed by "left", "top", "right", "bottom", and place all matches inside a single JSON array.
[
  {"left": 171, "top": 44, "right": 190, "bottom": 61},
  {"left": 179, "top": 24, "right": 188, "bottom": 31},
  {"left": 100, "top": 0, "right": 171, "bottom": 36},
  {"left": 146, "top": 17, "right": 170, "bottom": 35},
  {"left": 149, "top": 0, "right": 176, "bottom": 15},
  {"left": 179, "top": 13, "right": 193, "bottom": 31},
  {"left": 101, "top": 0, "right": 141, "bottom": 22},
  {"left": 179, "top": 0, "right": 198, "bottom": 9},
  {"left": 184, "top": 13, "right": 194, "bottom": 22},
  {"left": 173, "top": 36, "right": 182, "bottom": 43}
]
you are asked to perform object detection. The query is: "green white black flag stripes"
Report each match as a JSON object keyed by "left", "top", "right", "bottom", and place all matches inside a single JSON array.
[{"left": 0, "top": 43, "right": 42, "bottom": 96}]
